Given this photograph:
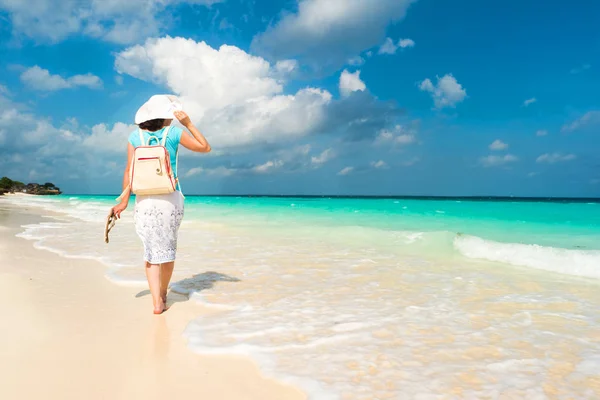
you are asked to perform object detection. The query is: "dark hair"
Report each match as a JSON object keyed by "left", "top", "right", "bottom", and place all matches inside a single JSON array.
[{"left": 138, "top": 118, "right": 166, "bottom": 132}]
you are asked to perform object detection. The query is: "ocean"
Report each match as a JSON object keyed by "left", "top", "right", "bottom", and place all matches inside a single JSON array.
[{"left": 4, "top": 194, "right": 600, "bottom": 399}]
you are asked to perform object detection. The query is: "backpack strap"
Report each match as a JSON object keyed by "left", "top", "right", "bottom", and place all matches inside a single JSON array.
[
  {"left": 175, "top": 145, "right": 183, "bottom": 196},
  {"left": 138, "top": 129, "right": 145, "bottom": 146},
  {"left": 161, "top": 126, "right": 171, "bottom": 146}
]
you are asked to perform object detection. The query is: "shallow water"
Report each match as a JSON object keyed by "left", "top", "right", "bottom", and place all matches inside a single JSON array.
[{"left": 3, "top": 194, "right": 600, "bottom": 399}]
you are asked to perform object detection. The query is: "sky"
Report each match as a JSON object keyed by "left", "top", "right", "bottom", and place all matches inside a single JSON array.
[{"left": 0, "top": 0, "right": 599, "bottom": 197}]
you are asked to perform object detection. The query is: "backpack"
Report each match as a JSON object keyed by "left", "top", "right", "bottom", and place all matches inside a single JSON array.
[{"left": 116, "top": 126, "right": 181, "bottom": 202}]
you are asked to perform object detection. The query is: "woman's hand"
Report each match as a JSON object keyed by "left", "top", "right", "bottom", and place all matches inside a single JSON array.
[
  {"left": 111, "top": 202, "right": 128, "bottom": 219},
  {"left": 174, "top": 110, "right": 192, "bottom": 127}
]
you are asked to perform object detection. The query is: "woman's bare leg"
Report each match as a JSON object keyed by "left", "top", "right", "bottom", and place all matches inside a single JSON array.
[
  {"left": 160, "top": 262, "right": 175, "bottom": 304},
  {"left": 145, "top": 261, "right": 165, "bottom": 314}
]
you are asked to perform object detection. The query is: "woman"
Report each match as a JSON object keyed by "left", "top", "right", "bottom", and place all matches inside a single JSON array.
[{"left": 111, "top": 95, "right": 211, "bottom": 314}]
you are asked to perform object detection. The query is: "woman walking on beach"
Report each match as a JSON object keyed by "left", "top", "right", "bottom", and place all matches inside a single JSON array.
[{"left": 111, "top": 95, "right": 211, "bottom": 314}]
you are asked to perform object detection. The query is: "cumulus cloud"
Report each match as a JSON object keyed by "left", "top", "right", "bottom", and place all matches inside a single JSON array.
[
  {"left": 480, "top": 154, "right": 518, "bottom": 167},
  {"left": 322, "top": 91, "right": 404, "bottom": 142},
  {"left": 339, "top": 69, "right": 366, "bottom": 97},
  {"left": 561, "top": 111, "right": 600, "bottom": 133},
  {"left": 115, "top": 37, "right": 332, "bottom": 149},
  {"left": 371, "top": 160, "right": 388, "bottom": 169},
  {"left": 536, "top": 153, "right": 576, "bottom": 164},
  {"left": 337, "top": 166, "right": 354, "bottom": 176},
  {"left": 419, "top": 74, "right": 467, "bottom": 109},
  {"left": 375, "top": 125, "right": 416, "bottom": 146},
  {"left": 251, "top": 0, "right": 415, "bottom": 69},
  {"left": 398, "top": 38, "right": 415, "bottom": 48},
  {"left": 347, "top": 56, "right": 365, "bottom": 66},
  {"left": 252, "top": 160, "right": 284, "bottom": 174},
  {"left": 20, "top": 66, "right": 102, "bottom": 91},
  {"left": 523, "top": 97, "right": 537, "bottom": 107},
  {"left": 0, "top": 96, "right": 136, "bottom": 189},
  {"left": 489, "top": 139, "right": 508, "bottom": 151},
  {"left": 311, "top": 148, "right": 335, "bottom": 165},
  {"left": 185, "top": 166, "right": 237, "bottom": 178},
  {"left": 0, "top": 0, "right": 223, "bottom": 44},
  {"left": 378, "top": 38, "right": 398, "bottom": 55},
  {"left": 378, "top": 37, "right": 415, "bottom": 54},
  {"left": 185, "top": 158, "right": 290, "bottom": 177}
]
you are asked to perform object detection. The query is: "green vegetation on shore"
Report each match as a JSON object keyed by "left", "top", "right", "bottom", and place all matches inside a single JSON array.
[{"left": 0, "top": 177, "right": 62, "bottom": 195}]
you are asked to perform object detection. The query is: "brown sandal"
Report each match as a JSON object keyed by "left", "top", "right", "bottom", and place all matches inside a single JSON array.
[{"left": 104, "top": 209, "right": 117, "bottom": 243}]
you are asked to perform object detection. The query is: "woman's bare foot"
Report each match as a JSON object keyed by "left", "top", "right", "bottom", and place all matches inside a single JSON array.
[
  {"left": 161, "top": 292, "right": 167, "bottom": 305},
  {"left": 153, "top": 300, "right": 167, "bottom": 315}
]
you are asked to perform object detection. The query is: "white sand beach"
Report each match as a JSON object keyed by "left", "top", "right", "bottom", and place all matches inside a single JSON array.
[{"left": 0, "top": 202, "right": 305, "bottom": 400}]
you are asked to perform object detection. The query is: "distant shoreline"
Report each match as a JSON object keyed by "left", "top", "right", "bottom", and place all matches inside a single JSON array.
[{"left": 0, "top": 192, "right": 58, "bottom": 196}]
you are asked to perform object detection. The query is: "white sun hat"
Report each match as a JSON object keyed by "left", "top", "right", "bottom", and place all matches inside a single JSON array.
[{"left": 135, "top": 94, "right": 183, "bottom": 124}]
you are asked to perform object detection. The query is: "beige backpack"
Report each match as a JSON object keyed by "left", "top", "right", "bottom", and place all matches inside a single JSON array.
[{"left": 116, "top": 127, "right": 181, "bottom": 202}]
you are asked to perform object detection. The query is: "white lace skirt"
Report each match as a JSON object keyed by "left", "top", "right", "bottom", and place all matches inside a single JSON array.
[{"left": 134, "top": 191, "right": 184, "bottom": 264}]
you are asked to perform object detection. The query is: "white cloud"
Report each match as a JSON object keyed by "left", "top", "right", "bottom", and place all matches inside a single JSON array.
[
  {"left": 339, "top": 69, "right": 366, "bottom": 97},
  {"left": 115, "top": 37, "right": 332, "bottom": 149},
  {"left": 185, "top": 166, "right": 237, "bottom": 178},
  {"left": 252, "top": 160, "right": 284, "bottom": 174},
  {"left": 536, "top": 129, "right": 548, "bottom": 137},
  {"left": 536, "top": 153, "right": 576, "bottom": 164},
  {"left": 489, "top": 139, "right": 508, "bottom": 151},
  {"left": 115, "top": 75, "right": 124, "bottom": 85},
  {"left": 480, "top": 154, "right": 518, "bottom": 167},
  {"left": 274, "top": 59, "right": 298, "bottom": 76},
  {"left": 561, "top": 111, "right": 600, "bottom": 133},
  {"left": 20, "top": 66, "right": 102, "bottom": 91},
  {"left": 371, "top": 160, "right": 388, "bottom": 169},
  {"left": 523, "top": 97, "right": 537, "bottom": 107},
  {"left": 0, "top": 96, "right": 141, "bottom": 190},
  {"left": 347, "top": 56, "right": 365, "bottom": 66},
  {"left": 395, "top": 134, "right": 416, "bottom": 145},
  {"left": 378, "top": 38, "right": 398, "bottom": 55},
  {"left": 311, "top": 148, "right": 335, "bottom": 165},
  {"left": 419, "top": 74, "right": 467, "bottom": 109},
  {"left": 398, "top": 38, "right": 415, "bottom": 48},
  {"left": 375, "top": 125, "right": 416, "bottom": 146},
  {"left": 81, "top": 122, "right": 137, "bottom": 154},
  {"left": 337, "top": 166, "right": 354, "bottom": 176},
  {"left": 378, "top": 37, "right": 415, "bottom": 55},
  {"left": 570, "top": 64, "right": 591, "bottom": 74},
  {"left": 251, "top": 0, "right": 415, "bottom": 69},
  {"left": 0, "top": 0, "right": 223, "bottom": 44}
]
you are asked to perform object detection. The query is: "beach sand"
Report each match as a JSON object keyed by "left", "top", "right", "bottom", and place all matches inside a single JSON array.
[{"left": 0, "top": 204, "right": 305, "bottom": 400}]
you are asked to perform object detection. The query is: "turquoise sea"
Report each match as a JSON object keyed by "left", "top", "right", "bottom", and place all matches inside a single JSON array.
[{"left": 4, "top": 194, "right": 600, "bottom": 399}]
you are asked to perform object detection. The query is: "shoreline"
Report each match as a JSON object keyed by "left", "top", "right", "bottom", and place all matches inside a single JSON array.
[{"left": 0, "top": 202, "right": 306, "bottom": 400}]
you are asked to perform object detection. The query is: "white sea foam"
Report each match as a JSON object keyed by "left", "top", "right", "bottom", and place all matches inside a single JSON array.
[{"left": 454, "top": 234, "right": 600, "bottom": 279}]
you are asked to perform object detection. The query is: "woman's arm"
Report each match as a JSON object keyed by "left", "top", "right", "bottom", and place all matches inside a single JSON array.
[
  {"left": 112, "top": 143, "right": 135, "bottom": 218},
  {"left": 175, "top": 110, "right": 211, "bottom": 153}
]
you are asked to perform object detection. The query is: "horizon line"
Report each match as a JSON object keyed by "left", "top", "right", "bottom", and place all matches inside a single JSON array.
[{"left": 63, "top": 194, "right": 600, "bottom": 202}]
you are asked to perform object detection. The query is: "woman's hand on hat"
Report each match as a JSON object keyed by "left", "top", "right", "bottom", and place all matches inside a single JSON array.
[{"left": 174, "top": 110, "right": 192, "bottom": 127}]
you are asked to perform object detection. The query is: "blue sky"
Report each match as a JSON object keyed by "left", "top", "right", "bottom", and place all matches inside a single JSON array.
[{"left": 0, "top": 0, "right": 599, "bottom": 196}]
